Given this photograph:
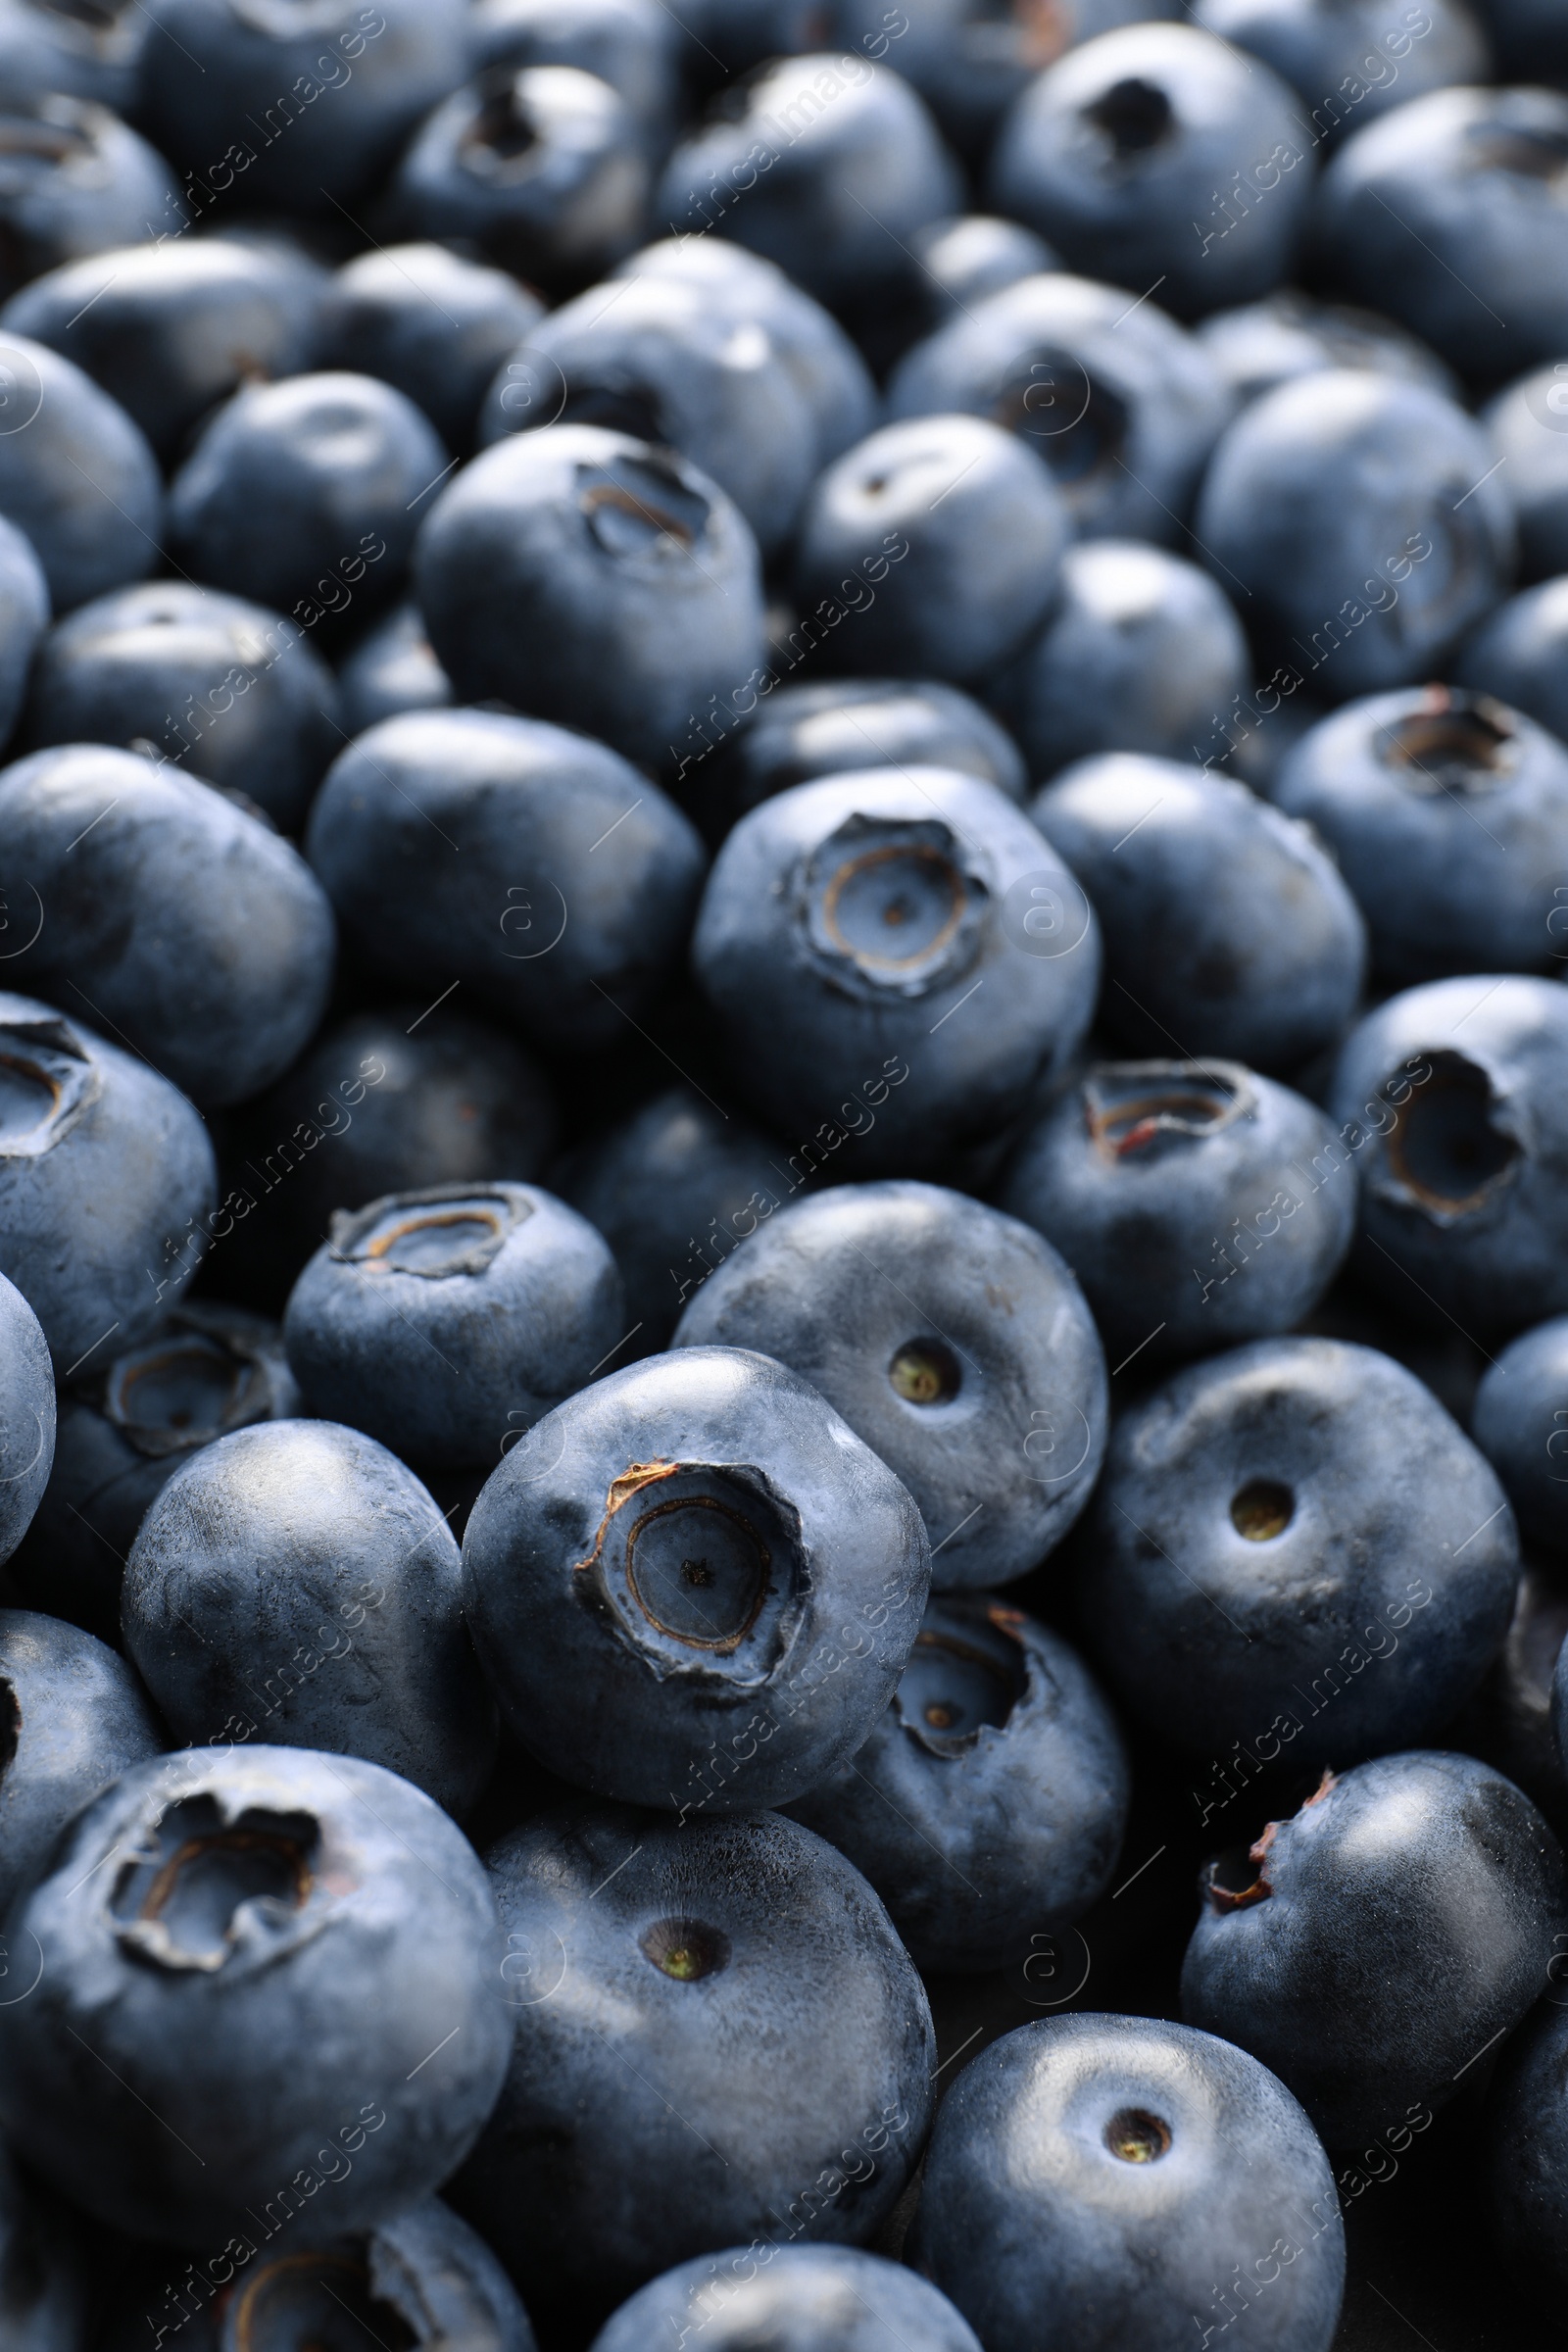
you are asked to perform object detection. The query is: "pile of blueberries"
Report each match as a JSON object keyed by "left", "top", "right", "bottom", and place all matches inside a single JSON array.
[{"left": 3, "top": 0, "right": 1568, "bottom": 2342}]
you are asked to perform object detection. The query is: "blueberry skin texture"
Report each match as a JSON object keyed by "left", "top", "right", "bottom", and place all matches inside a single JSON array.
[
  {"left": 461, "top": 1348, "right": 930, "bottom": 1812},
  {"left": 283, "top": 1182, "right": 624, "bottom": 1470},
  {"left": 0, "top": 1269, "right": 52, "bottom": 1562},
  {"left": 1192, "top": 0, "right": 1488, "bottom": 134},
  {"left": 0, "top": 1607, "right": 163, "bottom": 1921},
  {"left": 0, "top": 94, "right": 180, "bottom": 298},
  {"left": 1195, "top": 369, "right": 1514, "bottom": 698},
  {"left": 306, "top": 710, "right": 707, "bottom": 1052},
  {"left": 1031, "top": 755, "right": 1367, "bottom": 1073},
  {"left": 788, "top": 1596, "right": 1128, "bottom": 1971},
  {"left": 1182, "top": 1752, "right": 1565, "bottom": 2147},
  {"left": 656, "top": 57, "right": 962, "bottom": 314},
  {"left": 169, "top": 372, "right": 447, "bottom": 620},
  {"left": 0, "top": 744, "right": 335, "bottom": 1106},
  {"left": 24, "top": 580, "right": 342, "bottom": 835},
  {"left": 414, "top": 425, "right": 765, "bottom": 776},
  {"left": 0, "top": 238, "right": 326, "bottom": 466},
  {"left": 910, "top": 215, "right": 1057, "bottom": 323},
  {"left": 122, "top": 1418, "right": 497, "bottom": 1814},
  {"left": 1328, "top": 975, "right": 1568, "bottom": 1339},
  {"left": 990, "top": 24, "right": 1312, "bottom": 321},
  {"left": 1473, "top": 1319, "right": 1568, "bottom": 1553},
  {"left": 1269, "top": 685, "right": 1568, "bottom": 983},
  {"left": 449, "top": 1802, "right": 935, "bottom": 2329},
  {"left": 673, "top": 1183, "right": 1107, "bottom": 1592},
  {"left": 1482, "top": 2000, "right": 1568, "bottom": 2297},
  {"left": 1081, "top": 1337, "right": 1518, "bottom": 1759},
  {"left": 1313, "top": 86, "right": 1568, "bottom": 385},
  {"left": 592, "top": 2246, "right": 978, "bottom": 2352},
  {"left": 318, "top": 244, "right": 543, "bottom": 457},
  {"left": 1483, "top": 365, "right": 1568, "bottom": 585},
  {"left": 1456, "top": 577, "right": 1568, "bottom": 747},
  {"left": 692, "top": 766, "right": 1101, "bottom": 1174},
  {"left": 887, "top": 272, "right": 1231, "bottom": 545},
  {"left": 990, "top": 539, "right": 1249, "bottom": 777},
  {"left": 907, "top": 2014, "right": 1345, "bottom": 2352},
  {"left": 0, "top": 1742, "right": 512, "bottom": 2244},
  {"left": 0, "top": 2134, "right": 93, "bottom": 2352},
  {"left": 0, "top": 510, "right": 45, "bottom": 748},
  {"left": 337, "top": 599, "right": 452, "bottom": 734},
  {"left": 0, "top": 993, "right": 215, "bottom": 1371},
  {"left": 1000, "top": 1059, "right": 1355, "bottom": 1363},
  {"left": 793, "top": 416, "right": 1069, "bottom": 686},
  {"left": 0, "top": 331, "right": 159, "bottom": 612},
  {"left": 1195, "top": 291, "right": 1461, "bottom": 406}
]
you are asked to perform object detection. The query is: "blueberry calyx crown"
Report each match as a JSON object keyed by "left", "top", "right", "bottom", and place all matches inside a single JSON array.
[
  {"left": 1374, "top": 686, "right": 1519, "bottom": 798},
  {"left": 1083, "top": 1061, "right": 1251, "bottom": 1163},
  {"left": 0, "top": 1008, "right": 99, "bottom": 1159},
  {"left": 1204, "top": 1768, "right": 1339, "bottom": 1916},
  {"left": 895, "top": 1602, "right": 1028, "bottom": 1755},
  {"left": 110, "top": 1792, "right": 326, "bottom": 1974},
  {"left": 328, "top": 1182, "right": 531, "bottom": 1279},
  {"left": 799, "top": 811, "right": 989, "bottom": 1002},
  {"left": 101, "top": 1304, "right": 290, "bottom": 1457},
  {"left": 1375, "top": 1050, "right": 1521, "bottom": 1224}
]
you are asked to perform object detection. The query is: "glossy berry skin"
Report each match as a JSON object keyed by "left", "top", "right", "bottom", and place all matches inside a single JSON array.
[
  {"left": 1483, "top": 364, "right": 1568, "bottom": 584},
  {"left": 1456, "top": 577, "right": 1568, "bottom": 748},
  {"left": 0, "top": 1743, "right": 512, "bottom": 2245},
  {"left": 317, "top": 243, "right": 543, "bottom": 456},
  {"left": 889, "top": 271, "right": 1231, "bottom": 545},
  {"left": 0, "top": 2136, "right": 92, "bottom": 2352},
  {"left": 1196, "top": 369, "right": 1514, "bottom": 697},
  {"left": 910, "top": 215, "right": 1056, "bottom": 322},
  {"left": 0, "top": 329, "right": 159, "bottom": 612},
  {"left": 462, "top": 1348, "right": 930, "bottom": 1814},
  {"left": 1181, "top": 1752, "right": 1565, "bottom": 2147},
  {"left": 673, "top": 1183, "right": 1107, "bottom": 1591},
  {"left": 0, "top": 993, "right": 215, "bottom": 1371},
  {"left": 0, "top": 1608, "right": 163, "bottom": 1921},
  {"left": 1081, "top": 1337, "right": 1519, "bottom": 1759},
  {"left": 1328, "top": 975, "right": 1568, "bottom": 1339},
  {"left": 1031, "top": 755, "right": 1366, "bottom": 1073},
  {"left": 284, "top": 1182, "right": 624, "bottom": 1470},
  {"left": 0, "top": 512, "right": 45, "bottom": 749},
  {"left": 122, "top": 1420, "right": 496, "bottom": 1817},
  {"left": 990, "top": 539, "right": 1249, "bottom": 777},
  {"left": 1472, "top": 1317, "right": 1568, "bottom": 1553},
  {"left": 306, "top": 710, "right": 706, "bottom": 1052},
  {"left": 1193, "top": 0, "right": 1487, "bottom": 134},
  {"left": 24, "top": 581, "right": 342, "bottom": 834},
  {"left": 908, "top": 2015, "right": 1345, "bottom": 2352},
  {"left": 0, "top": 1268, "right": 52, "bottom": 1564},
  {"left": 592, "top": 2246, "right": 978, "bottom": 2352},
  {"left": 449, "top": 1802, "right": 935, "bottom": 2332},
  {"left": 414, "top": 425, "right": 765, "bottom": 775},
  {"left": 1269, "top": 685, "right": 1568, "bottom": 982},
  {"left": 0, "top": 94, "right": 179, "bottom": 298},
  {"left": 692, "top": 766, "right": 1101, "bottom": 1174},
  {"left": 788, "top": 1595, "right": 1128, "bottom": 1970},
  {"left": 337, "top": 600, "right": 452, "bottom": 734},
  {"left": 793, "top": 415, "right": 1068, "bottom": 685},
  {"left": 1482, "top": 2000, "right": 1568, "bottom": 2298},
  {"left": 1000, "top": 1059, "right": 1355, "bottom": 1364},
  {"left": 990, "top": 24, "right": 1312, "bottom": 320},
  {"left": 1195, "top": 290, "right": 1460, "bottom": 406}
]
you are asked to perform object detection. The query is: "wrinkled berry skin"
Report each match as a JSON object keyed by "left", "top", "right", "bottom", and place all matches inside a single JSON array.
[
  {"left": 692, "top": 766, "right": 1101, "bottom": 1174},
  {"left": 1031, "top": 755, "right": 1366, "bottom": 1074},
  {"left": 1080, "top": 1338, "right": 1519, "bottom": 1759},
  {"left": 1329, "top": 975, "right": 1568, "bottom": 1340},
  {"left": 318, "top": 242, "right": 543, "bottom": 456},
  {"left": 0, "top": 1270, "right": 52, "bottom": 1564},
  {"left": 0, "top": 744, "right": 335, "bottom": 1105},
  {"left": 0, "top": 330, "right": 160, "bottom": 612},
  {"left": 1456, "top": 577, "right": 1568, "bottom": 750},
  {"left": 1181, "top": 1752, "right": 1566, "bottom": 2147},
  {"left": 0, "top": 514, "right": 47, "bottom": 746},
  {"left": 449, "top": 1801, "right": 935, "bottom": 2332},
  {"left": 673, "top": 1183, "right": 1107, "bottom": 1591},
  {"left": 0, "top": 1607, "right": 163, "bottom": 1921},
  {"left": 0, "top": 1743, "right": 512, "bottom": 2245},
  {"left": 1000, "top": 1060, "right": 1355, "bottom": 1365},
  {"left": 283, "top": 1182, "right": 624, "bottom": 1470},
  {"left": 122, "top": 1420, "right": 497, "bottom": 1817},
  {"left": 0, "top": 2134, "right": 93, "bottom": 2352},
  {"left": 462, "top": 1348, "right": 930, "bottom": 1813},
  {"left": 1482, "top": 2000, "right": 1568, "bottom": 2299},
  {"left": 306, "top": 709, "right": 706, "bottom": 1053},
  {"left": 788, "top": 1595, "right": 1128, "bottom": 1970},
  {"left": 1472, "top": 1317, "right": 1568, "bottom": 1553},
  {"left": 0, "top": 993, "right": 215, "bottom": 1372},
  {"left": 592, "top": 2246, "right": 978, "bottom": 2352},
  {"left": 908, "top": 2014, "right": 1345, "bottom": 2352}
]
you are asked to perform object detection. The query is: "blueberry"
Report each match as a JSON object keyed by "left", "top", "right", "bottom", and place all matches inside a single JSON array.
[
  {"left": 909, "top": 214, "right": 1057, "bottom": 322},
  {"left": 337, "top": 599, "right": 452, "bottom": 734},
  {"left": 0, "top": 992, "right": 215, "bottom": 1371},
  {"left": 308, "top": 244, "right": 542, "bottom": 460},
  {"left": 169, "top": 372, "right": 447, "bottom": 620},
  {"left": 1, "top": 236, "right": 327, "bottom": 465},
  {"left": 673, "top": 1181, "right": 1107, "bottom": 1590},
  {"left": 692, "top": 766, "right": 1101, "bottom": 1173},
  {"left": 0, "top": 94, "right": 180, "bottom": 296},
  {"left": 590, "top": 2244, "right": 979, "bottom": 2352},
  {"left": 888, "top": 271, "right": 1231, "bottom": 544},
  {"left": 0, "top": 512, "right": 46, "bottom": 756},
  {"left": 0, "top": 1606, "right": 163, "bottom": 1919},
  {"left": 1030, "top": 754, "right": 1366, "bottom": 1073},
  {"left": 1192, "top": 0, "right": 1488, "bottom": 139},
  {"left": 122, "top": 1419, "right": 497, "bottom": 1815},
  {"left": 462, "top": 1347, "right": 930, "bottom": 1812},
  {"left": 788, "top": 1593, "right": 1129, "bottom": 1969},
  {"left": 0, "top": 329, "right": 160, "bottom": 612},
  {"left": 0, "top": 1741, "right": 512, "bottom": 2242},
  {"left": 0, "top": 1268, "right": 51, "bottom": 1563},
  {"left": 907, "top": 2013, "right": 1346, "bottom": 2352},
  {"left": 413, "top": 427, "right": 764, "bottom": 775},
  {"left": 0, "top": 0, "right": 142, "bottom": 110},
  {"left": 1328, "top": 975, "right": 1568, "bottom": 1339},
  {"left": 1000, "top": 1059, "right": 1356, "bottom": 1364},
  {"left": 1455, "top": 576, "right": 1568, "bottom": 748},
  {"left": 1482, "top": 362, "right": 1568, "bottom": 584},
  {"left": 1482, "top": 1997, "right": 1568, "bottom": 2297},
  {"left": 305, "top": 710, "right": 707, "bottom": 1051},
  {"left": 9, "top": 1302, "right": 298, "bottom": 1642},
  {"left": 674, "top": 0, "right": 833, "bottom": 83},
  {"left": 1195, "top": 290, "right": 1460, "bottom": 407},
  {"left": 1450, "top": 1565, "right": 1568, "bottom": 1823},
  {"left": 1081, "top": 1336, "right": 1518, "bottom": 1758},
  {"left": 793, "top": 415, "right": 1068, "bottom": 685},
  {"left": 448, "top": 1800, "right": 934, "bottom": 2330},
  {"left": 1473, "top": 1319, "right": 1568, "bottom": 1554},
  {"left": 469, "top": 0, "right": 677, "bottom": 148},
  {"left": 990, "top": 539, "right": 1249, "bottom": 776},
  {"left": 0, "top": 2133, "right": 92, "bottom": 2352},
  {"left": 1181, "top": 1751, "right": 1565, "bottom": 2146},
  {"left": 1194, "top": 370, "right": 1514, "bottom": 698}
]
